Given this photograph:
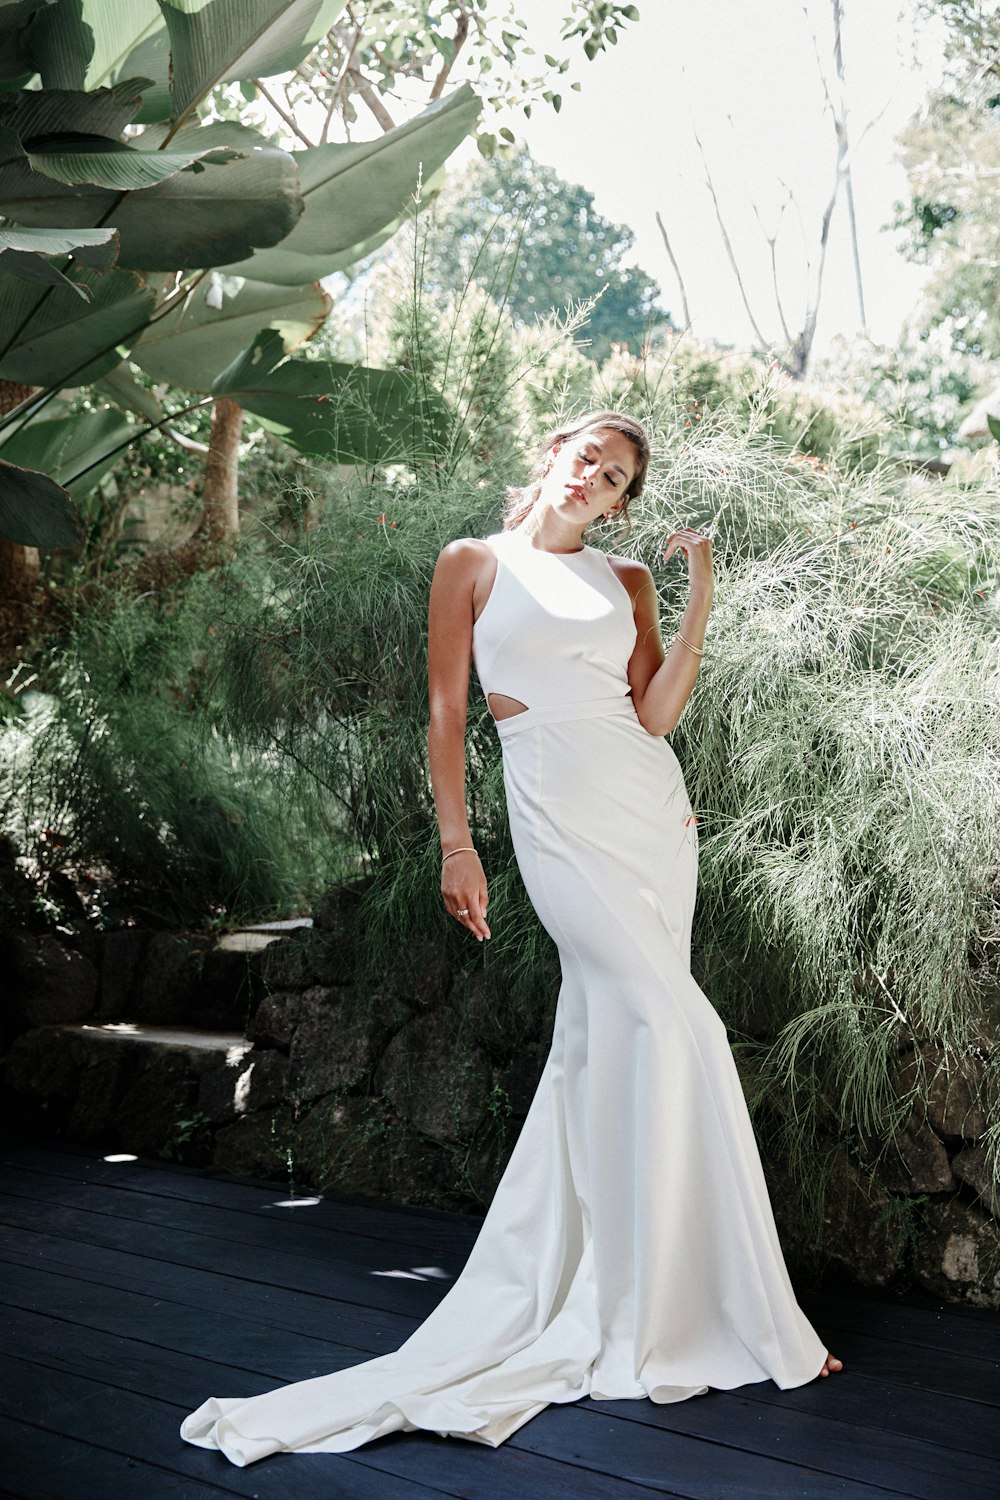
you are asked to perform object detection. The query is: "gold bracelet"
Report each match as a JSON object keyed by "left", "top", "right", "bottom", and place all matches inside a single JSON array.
[
  {"left": 676, "top": 631, "right": 705, "bottom": 656},
  {"left": 442, "top": 846, "right": 477, "bottom": 866}
]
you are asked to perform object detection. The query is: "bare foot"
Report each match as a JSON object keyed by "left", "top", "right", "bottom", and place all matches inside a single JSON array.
[{"left": 818, "top": 1351, "right": 843, "bottom": 1378}]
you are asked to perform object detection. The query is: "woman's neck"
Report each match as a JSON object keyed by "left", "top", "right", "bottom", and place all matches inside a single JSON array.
[{"left": 513, "top": 507, "right": 586, "bottom": 554}]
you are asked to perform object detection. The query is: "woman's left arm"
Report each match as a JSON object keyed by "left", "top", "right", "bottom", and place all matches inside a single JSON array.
[{"left": 612, "top": 528, "right": 714, "bottom": 737}]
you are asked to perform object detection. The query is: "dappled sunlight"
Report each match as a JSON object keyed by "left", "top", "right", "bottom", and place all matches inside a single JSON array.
[
  {"left": 372, "top": 1266, "right": 451, "bottom": 1282},
  {"left": 102, "top": 1153, "right": 137, "bottom": 1163},
  {"left": 269, "top": 1197, "right": 323, "bottom": 1209},
  {"left": 231, "top": 1060, "right": 254, "bottom": 1101}
]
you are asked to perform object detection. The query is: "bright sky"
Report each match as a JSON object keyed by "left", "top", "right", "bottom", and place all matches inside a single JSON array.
[{"left": 479, "top": 0, "right": 942, "bottom": 353}]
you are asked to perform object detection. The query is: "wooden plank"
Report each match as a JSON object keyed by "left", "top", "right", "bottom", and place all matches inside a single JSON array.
[
  {"left": 0, "top": 1356, "right": 491, "bottom": 1500},
  {"left": 588, "top": 1389, "right": 1000, "bottom": 1500},
  {"left": 0, "top": 1413, "right": 255, "bottom": 1500},
  {"left": 5, "top": 1195, "right": 996, "bottom": 1417},
  {"left": 735, "top": 1372, "right": 1000, "bottom": 1462},
  {"left": 0, "top": 1192, "right": 448, "bottom": 1323},
  {"left": 0, "top": 1260, "right": 368, "bottom": 1382},
  {"left": 0, "top": 1224, "right": 419, "bottom": 1350},
  {"left": 512, "top": 1400, "right": 900, "bottom": 1499},
  {"left": 4, "top": 1141, "right": 997, "bottom": 1498},
  {"left": 802, "top": 1288, "right": 1000, "bottom": 1365},
  {"left": 9, "top": 1297, "right": 994, "bottom": 1500},
  {"left": 795, "top": 1326, "right": 999, "bottom": 1408},
  {"left": 0, "top": 1170, "right": 474, "bottom": 1282},
  {"left": 4, "top": 1219, "right": 999, "bottom": 1469},
  {"left": 0, "top": 1352, "right": 675, "bottom": 1500},
  {"left": 0, "top": 1142, "right": 477, "bottom": 1250},
  {"left": 2, "top": 1257, "right": 966, "bottom": 1500}
]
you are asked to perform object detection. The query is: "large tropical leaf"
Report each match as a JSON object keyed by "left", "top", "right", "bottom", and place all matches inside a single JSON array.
[
  {"left": 311, "top": 162, "right": 452, "bottom": 281},
  {"left": 95, "top": 360, "right": 163, "bottom": 423},
  {"left": 0, "top": 404, "right": 133, "bottom": 499},
  {"left": 0, "top": 222, "right": 117, "bottom": 295},
  {"left": 0, "top": 224, "right": 117, "bottom": 261},
  {"left": 0, "top": 120, "right": 302, "bottom": 270},
  {"left": 0, "top": 264, "right": 155, "bottom": 387},
  {"left": 17, "top": 131, "right": 235, "bottom": 190},
  {"left": 158, "top": 0, "right": 345, "bottom": 128},
  {"left": 108, "top": 144, "right": 302, "bottom": 270},
  {"left": 0, "top": 75, "right": 146, "bottom": 137},
  {"left": 0, "top": 454, "right": 77, "bottom": 546},
  {"left": 19, "top": 0, "right": 171, "bottom": 120},
  {"left": 213, "top": 328, "right": 447, "bottom": 464},
  {"left": 130, "top": 276, "right": 330, "bottom": 391},
  {"left": 223, "top": 84, "right": 480, "bottom": 286},
  {"left": 0, "top": 0, "right": 52, "bottom": 86}
]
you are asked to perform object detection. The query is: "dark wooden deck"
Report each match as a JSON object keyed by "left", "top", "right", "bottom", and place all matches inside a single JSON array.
[{"left": 0, "top": 1140, "right": 997, "bottom": 1500}]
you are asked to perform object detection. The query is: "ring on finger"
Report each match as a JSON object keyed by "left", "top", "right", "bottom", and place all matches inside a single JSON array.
[{"left": 456, "top": 907, "right": 470, "bottom": 917}]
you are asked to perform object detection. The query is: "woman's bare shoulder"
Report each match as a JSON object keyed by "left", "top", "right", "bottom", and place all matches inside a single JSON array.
[
  {"left": 438, "top": 536, "right": 494, "bottom": 560},
  {"left": 606, "top": 552, "right": 655, "bottom": 601},
  {"left": 435, "top": 536, "right": 495, "bottom": 580}
]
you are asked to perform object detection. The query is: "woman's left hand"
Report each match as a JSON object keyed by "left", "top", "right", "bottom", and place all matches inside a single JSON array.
[{"left": 663, "top": 527, "right": 714, "bottom": 598}]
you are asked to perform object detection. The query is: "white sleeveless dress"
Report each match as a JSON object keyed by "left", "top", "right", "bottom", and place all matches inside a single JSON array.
[{"left": 180, "top": 530, "right": 827, "bottom": 1467}]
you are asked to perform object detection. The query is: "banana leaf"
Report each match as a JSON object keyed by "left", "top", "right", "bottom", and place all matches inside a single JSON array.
[{"left": 213, "top": 327, "right": 448, "bottom": 465}]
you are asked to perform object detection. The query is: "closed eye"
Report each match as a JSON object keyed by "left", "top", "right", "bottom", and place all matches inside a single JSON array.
[{"left": 579, "top": 448, "right": 623, "bottom": 485}]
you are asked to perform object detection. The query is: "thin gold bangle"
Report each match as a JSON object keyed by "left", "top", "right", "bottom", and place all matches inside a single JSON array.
[
  {"left": 676, "top": 631, "right": 706, "bottom": 656},
  {"left": 442, "top": 846, "right": 477, "bottom": 866}
]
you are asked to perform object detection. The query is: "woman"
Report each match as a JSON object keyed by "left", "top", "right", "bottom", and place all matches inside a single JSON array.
[{"left": 180, "top": 410, "right": 840, "bottom": 1468}]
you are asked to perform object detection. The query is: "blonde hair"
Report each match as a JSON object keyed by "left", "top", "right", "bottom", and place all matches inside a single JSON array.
[{"left": 503, "top": 410, "right": 651, "bottom": 533}]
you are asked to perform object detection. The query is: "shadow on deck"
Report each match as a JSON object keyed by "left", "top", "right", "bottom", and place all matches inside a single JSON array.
[{"left": 0, "top": 1139, "right": 997, "bottom": 1499}]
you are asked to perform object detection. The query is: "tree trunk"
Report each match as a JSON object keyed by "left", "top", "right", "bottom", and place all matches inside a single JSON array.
[
  {"left": 0, "top": 535, "right": 40, "bottom": 602},
  {"left": 128, "top": 397, "right": 244, "bottom": 591},
  {"left": 201, "top": 397, "right": 243, "bottom": 542},
  {"left": 0, "top": 379, "right": 41, "bottom": 603}
]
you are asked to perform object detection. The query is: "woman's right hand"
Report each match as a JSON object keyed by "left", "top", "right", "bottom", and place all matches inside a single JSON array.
[{"left": 442, "top": 850, "right": 491, "bottom": 942}]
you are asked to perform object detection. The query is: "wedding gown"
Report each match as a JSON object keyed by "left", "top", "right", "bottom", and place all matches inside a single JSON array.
[{"left": 180, "top": 529, "right": 827, "bottom": 1467}]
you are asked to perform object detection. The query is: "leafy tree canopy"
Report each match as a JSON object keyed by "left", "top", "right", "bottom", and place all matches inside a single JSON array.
[
  {"left": 392, "top": 148, "right": 669, "bottom": 363},
  {"left": 896, "top": 1, "right": 1000, "bottom": 357}
]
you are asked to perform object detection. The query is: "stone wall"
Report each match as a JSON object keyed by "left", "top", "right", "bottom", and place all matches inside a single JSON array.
[
  {"left": 1, "top": 885, "right": 552, "bottom": 1216},
  {"left": 2, "top": 887, "right": 998, "bottom": 1307}
]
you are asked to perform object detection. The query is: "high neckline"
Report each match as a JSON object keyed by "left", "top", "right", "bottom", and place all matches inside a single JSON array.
[{"left": 506, "top": 530, "right": 588, "bottom": 556}]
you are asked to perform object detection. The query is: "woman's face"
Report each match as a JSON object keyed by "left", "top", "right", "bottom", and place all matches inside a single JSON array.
[{"left": 540, "top": 426, "right": 637, "bottom": 525}]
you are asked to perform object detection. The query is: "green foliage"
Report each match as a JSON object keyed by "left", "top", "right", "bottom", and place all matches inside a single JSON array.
[
  {"left": 0, "top": 455, "right": 77, "bottom": 545},
  {"left": 260, "top": 1, "right": 642, "bottom": 156},
  {"left": 213, "top": 328, "right": 450, "bottom": 465},
  {"left": 897, "top": 8, "right": 1000, "bottom": 356},
  {"left": 0, "top": 0, "right": 638, "bottom": 551},
  {"left": 595, "top": 335, "right": 891, "bottom": 475},
  {"left": 0, "top": 560, "right": 354, "bottom": 924},
  {"left": 809, "top": 332, "right": 992, "bottom": 460},
  {"left": 220, "top": 85, "right": 481, "bottom": 286},
  {"left": 0, "top": 405, "right": 134, "bottom": 501},
  {"left": 0, "top": 0, "right": 486, "bottom": 545},
  {"left": 372, "top": 148, "right": 668, "bottom": 363}
]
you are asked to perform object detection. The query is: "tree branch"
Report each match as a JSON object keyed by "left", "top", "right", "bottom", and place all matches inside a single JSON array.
[
  {"left": 691, "top": 119, "right": 770, "bottom": 349},
  {"left": 321, "top": 22, "right": 363, "bottom": 142},
  {"left": 430, "top": 7, "right": 471, "bottom": 101},
  {"left": 252, "top": 77, "right": 316, "bottom": 147},
  {"left": 831, "top": 0, "right": 867, "bottom": 333},
  {"left": 348, "top": 68, "right": 396, "bottom": 132},
  {"left": 654, "top": 210, "right": 692, "bottom": 330}
]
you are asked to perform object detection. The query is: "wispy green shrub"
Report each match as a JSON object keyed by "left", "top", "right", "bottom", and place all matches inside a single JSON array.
[{"left": 0, "top": 566, "right": 353, "bottom": 925}]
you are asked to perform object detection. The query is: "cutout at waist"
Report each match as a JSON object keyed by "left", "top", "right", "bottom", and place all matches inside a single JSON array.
[{"left": 492, "top": 694, "right": 637, "bottom": 739}]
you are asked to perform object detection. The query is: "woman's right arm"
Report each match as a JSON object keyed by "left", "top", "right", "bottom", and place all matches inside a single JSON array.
[{"left": 427, "top": 540, "right": 491, "bottom": 942}]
